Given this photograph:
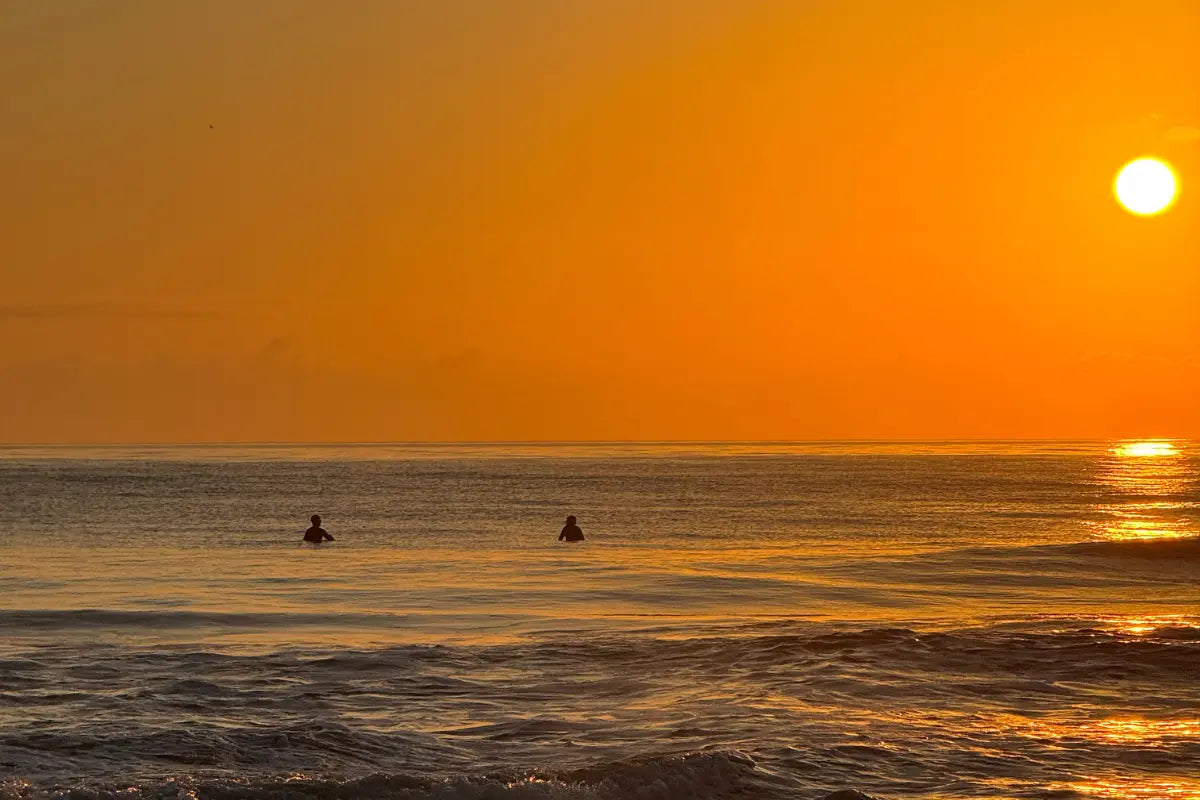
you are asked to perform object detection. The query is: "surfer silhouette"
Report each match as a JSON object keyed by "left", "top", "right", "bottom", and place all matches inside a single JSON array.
[
  {"left": 558, "top": 515, "right": 585, "bottom": 542},
  {"left": 303, "top": 514, "right": 334, "bottom": 543}
]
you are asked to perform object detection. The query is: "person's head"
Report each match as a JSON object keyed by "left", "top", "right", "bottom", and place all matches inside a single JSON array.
[
  {"left": 311, "top": 514, "right": 321, "bottom": 526},
  {"left": 565, "top": 515, "right": 576, "bottom": 525}
]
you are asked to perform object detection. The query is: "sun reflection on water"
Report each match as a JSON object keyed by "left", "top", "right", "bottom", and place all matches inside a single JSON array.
[
  {"left": 1096, "top": 614, "right": 1199, "bottom": 637},
  {"left": 1091, "top": 440, "right": 1196, "bottom": 542},
  {"left": 1112, "top": 440, "right": 1182, "bottom": 459},
  {"left": 1068, "top": 778, "right": 1200, "bottom": 799},
  {"left": 1003, "top": 713, "right": 1200, "bottom": 744},
  {"left": 1083, "top": 718, "right": 1200, "bottom": 741},
  {"left": 1097, "top": 518, "right": 1195, "bottom": 541},
  {"left": 1006, "top": 716, "right": 1200, "bottom": 798}
]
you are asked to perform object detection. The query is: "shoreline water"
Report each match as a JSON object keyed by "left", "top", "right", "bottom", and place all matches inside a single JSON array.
[{"left": 2, "top": 442, "right": 1197, "bottom": 798}]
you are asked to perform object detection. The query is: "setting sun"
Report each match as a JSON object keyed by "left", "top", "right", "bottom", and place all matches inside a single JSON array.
[{"left": 1114, "top": 157, "right": 1179, "bottom": 216}]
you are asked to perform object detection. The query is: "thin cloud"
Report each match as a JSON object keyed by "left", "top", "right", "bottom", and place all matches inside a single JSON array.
[{"left": 0, "top": 303, "right": 228, "bottom": 320}]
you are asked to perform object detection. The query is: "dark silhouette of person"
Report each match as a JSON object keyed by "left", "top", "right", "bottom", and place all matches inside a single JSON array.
[
  {"left": 558, "top": 515, "right": 585, "bottom": 542},
  {"left": 303, "top": 514, "right": 334, "bottom": 543}
]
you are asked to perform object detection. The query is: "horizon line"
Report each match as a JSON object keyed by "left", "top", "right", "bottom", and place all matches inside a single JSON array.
[{"left": 0, "top": 437, "right": 1188, "bottom": 447}]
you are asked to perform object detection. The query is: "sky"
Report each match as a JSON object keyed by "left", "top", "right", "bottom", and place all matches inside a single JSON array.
[{"left": 2, "top": 0, "right": 1197, "bottom": 442}]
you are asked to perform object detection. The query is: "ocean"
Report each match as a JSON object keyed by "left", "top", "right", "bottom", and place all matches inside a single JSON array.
[{"left": 0, "top": 442, "right": 1197, "bottom": 800}]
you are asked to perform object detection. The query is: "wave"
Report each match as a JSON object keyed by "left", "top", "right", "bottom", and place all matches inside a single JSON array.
[
  {"left": 1050, "top": 536, "right": 1200, "bottom": 559},
  {"left": 532, "top": 624, "right": 1200, "bottom": 685},
  {"left": 930, "top": 535, "right": 1200, "bottom": 567},
  {"left": 0, "top": 609, "right": 408, "bottom": 631},
  {"left": 4, "top": 615, "right": 1198, "bottom": 670},
  {"left": 3, "top": 622, "right": 1193, "bottom": 800},
  {"left": 0, "top": 751, "right": 833, "bottom": 800}
]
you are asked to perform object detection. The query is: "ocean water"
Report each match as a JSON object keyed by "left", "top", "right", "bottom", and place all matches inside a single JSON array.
[{"left": 0, "top": 441, "right": 1197, "bottom": 800}]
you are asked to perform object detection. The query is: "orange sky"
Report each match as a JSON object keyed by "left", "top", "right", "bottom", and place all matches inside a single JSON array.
[{"left": 2, "top": 1, "right": 1197, "bottom": 442}]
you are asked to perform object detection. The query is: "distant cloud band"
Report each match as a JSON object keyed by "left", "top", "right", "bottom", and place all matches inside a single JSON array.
[{"left": 0, "top": 303, "right": 228, "bottom": 320}]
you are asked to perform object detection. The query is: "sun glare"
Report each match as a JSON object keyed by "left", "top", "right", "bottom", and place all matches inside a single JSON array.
[
  {"left": 1115, "top": 158, "right": 1178, "bottom": 216},
  {"left": 1113, "top": 441, "right": 1181, "bottom": 459}
]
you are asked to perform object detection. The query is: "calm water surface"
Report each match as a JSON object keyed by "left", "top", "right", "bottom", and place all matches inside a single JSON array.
[{"left": 0, "top": 442, "right": 1197, "bottom": 800}]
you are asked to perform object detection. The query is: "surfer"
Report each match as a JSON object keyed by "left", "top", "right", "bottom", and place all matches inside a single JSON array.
[
  {"left": 303, "top": 514, "right": 334, "bottom": 543},
  {"left": 558, "top": 515, "right": 585, "bottom": 542}
]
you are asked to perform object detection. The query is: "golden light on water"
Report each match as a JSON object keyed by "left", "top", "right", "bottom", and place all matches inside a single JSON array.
[
  {"left": 1084, "top": 719, "right": 1200, "bottom": 742},
  {"left": 1020, "top": 717, "right": 1200, "bottom": 800},
  {"left": 1115, "top": 157, "right": 1179, "bottom": 216},
  {"left": 1093, "top": 440, "right": 1196, "bottom": 541},
  {"left": 1069, "top": 778, "right": 1200, "bottom": 800},
  {"left": 1097, "top": 614, "right": 1198, "bottom": 637},
  {"left": 1112, "top": 441, "right": 1181, "bottom": 459},
  {"left": 1099, "top": 518, "right": 1193, "bottom": 541},
  {"left": 1071, "top": 720, "right": 1200, "bottom": 799},
  {"left": 1007, "top": 713, "right": 1200, "bottom": 743}
]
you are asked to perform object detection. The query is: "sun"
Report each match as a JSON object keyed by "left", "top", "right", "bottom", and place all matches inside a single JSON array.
[{"left": 1114, "top": 157, "right": 1178, "bottom": 216}]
